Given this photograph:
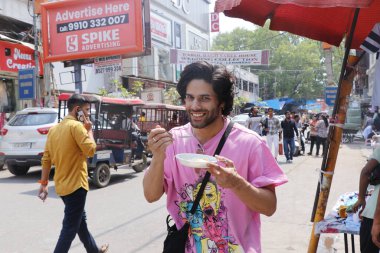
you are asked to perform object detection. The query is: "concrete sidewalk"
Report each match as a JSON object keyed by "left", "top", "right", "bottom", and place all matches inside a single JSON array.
[{"left": 261, "top": 142, "right": 373, "bottom": 252}]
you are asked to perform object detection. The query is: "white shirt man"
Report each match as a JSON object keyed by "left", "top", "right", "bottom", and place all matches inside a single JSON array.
[{"left": 265, "top": 108, "right": 282, "bottom": 160}]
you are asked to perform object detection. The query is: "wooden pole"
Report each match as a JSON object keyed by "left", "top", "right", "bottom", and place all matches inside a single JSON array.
[{"left": 307, "top": 55, "right": 359, "bottom": 252}]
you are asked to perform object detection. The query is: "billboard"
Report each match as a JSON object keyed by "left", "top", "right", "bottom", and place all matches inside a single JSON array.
[{"left": 41, "top": 0, "right": 145, "bottom": 63}]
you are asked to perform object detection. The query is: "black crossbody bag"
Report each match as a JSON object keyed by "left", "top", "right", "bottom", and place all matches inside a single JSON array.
[{"left": 163, "top": 122, "right": 234, "bottom": 253}]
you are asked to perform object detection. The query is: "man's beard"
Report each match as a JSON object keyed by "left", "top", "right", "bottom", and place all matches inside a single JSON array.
[{"left": 188, "top": 108, "right": 220, "bottom": 129}]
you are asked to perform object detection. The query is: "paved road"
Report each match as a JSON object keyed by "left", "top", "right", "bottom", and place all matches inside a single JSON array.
[{"left": 0, "top": 142, "right": 372, "bottom": 252}]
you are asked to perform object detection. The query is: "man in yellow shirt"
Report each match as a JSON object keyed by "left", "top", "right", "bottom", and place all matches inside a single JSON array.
[{"left": 38, "top": 94, "right": 109, "bottom": 253}]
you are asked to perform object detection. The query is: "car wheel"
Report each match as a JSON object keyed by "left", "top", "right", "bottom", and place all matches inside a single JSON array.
[
  {"left": 93, "top": 163, "right": 111, "bottom": 188},
  {"left": 0, "top": 164, "right": 4, "bottom": 170},
  {"left": 7, "top": 164, "right": 30, "bottom": 176}
]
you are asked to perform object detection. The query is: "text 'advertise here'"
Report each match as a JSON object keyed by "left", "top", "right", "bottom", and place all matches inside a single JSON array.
[{"left": 41, "top": 0, "right": 145, "bottom": 63}]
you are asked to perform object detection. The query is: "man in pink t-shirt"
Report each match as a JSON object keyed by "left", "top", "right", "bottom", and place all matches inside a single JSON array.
[{"left": 143, "top": 61, "right": 288, "bottom": 253}]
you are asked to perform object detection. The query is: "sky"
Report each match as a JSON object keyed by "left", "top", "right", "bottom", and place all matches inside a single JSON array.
[
  {"left": 217, "top": 13, "right": 254, "bottom": 33},
  {"left": 208, "top": 3, "right": 255, "bottom": 41}
]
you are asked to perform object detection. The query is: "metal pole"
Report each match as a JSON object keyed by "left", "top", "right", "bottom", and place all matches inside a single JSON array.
[
  {"left": 73, "top": 60, "right": 83, "bottom": 94},
  {"left": 33, "top": 1, "right": 39, "bottom": 106},
  {"left": 307, "top": 8, "right": 361, "bottom": 252}
]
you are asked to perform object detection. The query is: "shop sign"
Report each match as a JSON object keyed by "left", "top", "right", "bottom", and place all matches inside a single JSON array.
[
  {"left": 188, "top": 31, "right": 208, "bottom": 51},
  {"left": 170, "top": 49, "right": 270, "bottom": 66},
  {"left": 18, "top": 68, "right": 35, "bottom": 100},
  {"left": 141, "top": 89, "right": 162, "bottom": 103},
  {"left": 0, "top": 41, "right": 42, "bottom": 75},
  {"left": 171, "top": 0, "right": 190, "bottom": 14},
  {"left": 210, "top": 13, "right": 219, "bottom": 32},
  {"left": 325, "top": 86, "right": 338, "bottom": 106},
  {"left": 94, "top": 55, "right": 122, "bottom": 74},
  {"left": 151, "top": 13, "right": 172, "bottom": 45},
  {"left": 41, "top": 0, "right": 144, "bottom": 62}
]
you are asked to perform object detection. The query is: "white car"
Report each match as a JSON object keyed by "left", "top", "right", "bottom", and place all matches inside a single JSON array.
[
  {"left": 231, "top": 113, "right": 250, "bottom": 128},
  {"left": 0, "top": 107, "right": 58, "bottom": 175}
]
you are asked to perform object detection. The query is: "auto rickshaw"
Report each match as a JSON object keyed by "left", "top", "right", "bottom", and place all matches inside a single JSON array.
[
  {"left": 58, "top": 93, "right": 147, "bottom": 188},
  {"left": 135, "top": 103, "right": 188, "bottom": 135}
]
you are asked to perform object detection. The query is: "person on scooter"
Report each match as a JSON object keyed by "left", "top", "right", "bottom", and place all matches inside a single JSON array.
[{"left": 123, "top": 112, "right": 145, "bottom": 160}]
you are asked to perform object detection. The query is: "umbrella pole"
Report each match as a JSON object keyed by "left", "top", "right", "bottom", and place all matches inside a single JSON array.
[{"left": 308, "top": 8, "right": 360, "bottom": 252}]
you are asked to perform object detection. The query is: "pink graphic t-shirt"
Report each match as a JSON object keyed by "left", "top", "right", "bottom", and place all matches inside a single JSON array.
[{"left": 161, "top": 120, "right": 288, "bottom": 253}]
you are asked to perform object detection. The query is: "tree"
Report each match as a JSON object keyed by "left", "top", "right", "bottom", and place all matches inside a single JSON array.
[
  {"left": 164, "top": 87, "right": 181, "bottom": 105},
  {"left": 211, "top": 24, "right": 344, "bottom": 101},
  {"left": 99, "top": 79, "right": 143, "bottom": 98}
]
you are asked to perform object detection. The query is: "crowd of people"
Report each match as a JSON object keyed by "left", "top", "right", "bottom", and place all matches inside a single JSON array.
[{"left": 245, "top": 106, "right": 331, "bottom": 163}]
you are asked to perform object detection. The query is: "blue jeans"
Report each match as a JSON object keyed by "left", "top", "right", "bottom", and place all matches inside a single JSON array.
[
  {"left": 54, "top": 188, "right": 99, "bottom": 253},
  {"left": 283, "top": 137, "right": 295, "bottom": 160}
]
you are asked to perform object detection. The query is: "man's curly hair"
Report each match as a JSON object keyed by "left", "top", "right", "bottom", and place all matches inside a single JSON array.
[{"left": 176, "top": 61, "right": 235, "bottom": 116}]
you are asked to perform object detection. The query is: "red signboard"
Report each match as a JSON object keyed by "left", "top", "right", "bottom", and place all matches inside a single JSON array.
[
  {"left": 41, "top": 0, "right": 144, "bottom": 63},
  {"left": 0, "top": 40, "right": 43, "bottom": 75},
  {"left": 210, "top": 12, "right": 219, "bottom": 32}
]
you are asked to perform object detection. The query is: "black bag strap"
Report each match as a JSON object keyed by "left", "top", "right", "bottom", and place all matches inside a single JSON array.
[{"left": 189, "top": 121, "right": 234, "bottom": 214}]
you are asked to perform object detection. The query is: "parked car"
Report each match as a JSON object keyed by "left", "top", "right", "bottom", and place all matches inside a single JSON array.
[
  {"left": 0, "top": 107, "right": 58, "bottom": 175},
  {"left": 231, "top": 113, "right": 250, "bottom": 128}
]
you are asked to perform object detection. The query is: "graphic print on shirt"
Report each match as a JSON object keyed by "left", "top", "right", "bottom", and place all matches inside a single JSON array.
[{"left": 177, "top": 176, "right": 241, "bottom": 253}]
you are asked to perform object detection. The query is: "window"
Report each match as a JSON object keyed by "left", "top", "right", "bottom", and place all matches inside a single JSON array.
[{"left": 9, "top": 113, "right": 57, "bottom": 126}]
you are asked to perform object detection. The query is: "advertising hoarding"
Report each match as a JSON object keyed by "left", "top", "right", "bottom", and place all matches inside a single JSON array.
[{"left": 41, "top": 0, "right": 145, "bottom": 63}]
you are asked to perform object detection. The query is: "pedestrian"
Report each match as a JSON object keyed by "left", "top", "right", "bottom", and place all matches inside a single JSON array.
[
  {"left": 38, "top": 94, "right": 109, "bottom": 253},
  {"left": 143, "top": 61, "right": 287, "bottom": 252},
  {"left": 316, "top": 114, "right": 329, "bottom": 157},
  {"left": 246, "top": 106, "right": 263, "bottom": 135},
  {"left": 307, "top": 114, "right": 318, "bottom": 155},
  {"left": 281, "top": 111, "right": 299, "bottom": 163},
  {"left": 139, "top": 111, "right": 146, "bottom": 122},
  {"left": 352, "top": 145, "right": 380, "bottom": 252},
  {"left": 294, "top": 114, "right": 305, "bottom": 155},
  {"left": 265, "top": 107, "right": 282, "bottom": 160}
]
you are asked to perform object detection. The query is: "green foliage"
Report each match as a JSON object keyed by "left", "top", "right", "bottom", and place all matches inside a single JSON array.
[
  {"left": 234, "top": 96, "right": 248, "bottom": 110},
  {"left": 99, "top": 79, "right": 143, "bottom": 98},
  {"left": 211, "top": 24, "right": 344, "bottom": 101},
  {"left": 164, "top": 87, "right": 181, "bottom": 105}
]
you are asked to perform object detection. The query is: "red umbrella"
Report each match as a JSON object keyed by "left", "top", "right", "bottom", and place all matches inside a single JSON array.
[{"left": 215, "top": 0, "right": 380, "bottom": 49}]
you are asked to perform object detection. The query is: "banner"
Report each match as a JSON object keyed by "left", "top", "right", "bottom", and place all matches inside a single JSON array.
[
  {"left": 41, "top": 0, "right": 144, "bottom": 62},
  {"left": 170, "top": 49, "right": 270, "bottom": 65}
]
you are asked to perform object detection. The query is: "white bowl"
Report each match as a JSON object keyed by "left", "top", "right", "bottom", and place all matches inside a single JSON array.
[{"left": 175, "top": 153, "right": 217, "bottom": 168}]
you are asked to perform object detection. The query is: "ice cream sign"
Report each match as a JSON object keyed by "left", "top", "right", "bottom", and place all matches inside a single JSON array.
[{"left": 41, "top": 0, "right": 144, "bottom": 63}]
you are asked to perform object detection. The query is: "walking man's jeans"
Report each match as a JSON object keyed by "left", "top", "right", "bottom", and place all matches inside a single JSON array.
[
  {"left": 266, "top": 134, "right": 279, "bottom": 159},
  {"left": 54, "top": 187, "right": 99, "bottom": 253},
  {"left": 283, "top": 137, "right": 295, "bottom": 161},
  {"left": 309, "top": 135, "right": 317, "bottom": 154}
]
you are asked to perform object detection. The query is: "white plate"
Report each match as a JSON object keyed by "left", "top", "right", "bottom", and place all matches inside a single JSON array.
[{"left": 175, "top": 153, "right": 217, "bottom": 168}]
